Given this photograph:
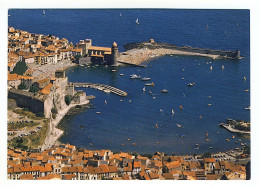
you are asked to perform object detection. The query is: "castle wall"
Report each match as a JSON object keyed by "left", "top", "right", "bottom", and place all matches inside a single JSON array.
[{"left": 8, "top": 89, "right": 44, "bottom": 115}]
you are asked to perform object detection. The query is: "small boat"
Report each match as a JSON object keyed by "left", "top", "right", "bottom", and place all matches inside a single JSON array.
[
  {"left": 153, "top": 97, "right": 156, "bottom": 99},
  {"left": 149, "top": 90, "right": 152, "bottom": 94},
  {"left": 120, "top": 13, "right": 122, "bottom": 17},
  {"left": 244, "top": 76, "right": 246, "bottom": 81},
  {"left": 127, "top": 138, "right": 131, "bottom": 141},
  {"left": 8, "top": 14, "right": 10, "bottom": 17},
  {"left": 79, "top": 125, "right": 84, "bottom": 130},
  {"left": 132, "top": 143, "right": 137, "bottom": 146},
  {"left": 182, "top": 69, "right": 185, "bottom": 72},
  {"left": 206, "top": 24, "right": 209, "bottom": 30},
  {"left": 156, "top": 141, "right": 159, "bottom": 144},
  {"left": 120, "top": 99, "right": 123, "bottom": 102},
  {"left": 195, "top": 144, "right": 200, "bottom": 147},
  {"left": 187, "top": 82, "right": 195, "bottom": 87},
  {"left": 182, "top": 77, "right": 185, "bottom": 80},
  {"left": 240, "top": 143, "right": 245, "bottom": 146},
  {"left": 89, "top": 143, "right": 93, "bottom": 146},
  {"left": 145, "top": 82, "right": 155, "bottom": 86},
  {"left": 177, "top": 124, "right": 182, "bottom": 128},
  {"left": 130, "top": 74, "right": 141, "bottom": 79},
  {"left": 222, "top": 65, "right": 225, "bottom": 69},
  {"left": 172, "top": 109, "right": 175, "bottom": 115},
  {"left": 121, "top": 144, "right": 124, "bottom": 146},
  {"left": 199, "top": 115, "right": 203, "bottom": 119},
  {"left": 141, "top": 77, "right": 151, "bottom": 81},
  {"left": 244, "top": 89, "right": 249, "bottom": 92},
  {"left": 43, "top": 10, "right": 45, "bottom": 15},
  {"left": 180, "top": 105, "right": 183, "bottom": 110},
  {"left": 105, "top": 100, "right": 107, "bottom": 105},
  {"left": 226, "top": 139, "right": 230, "bottom": 141},
  {"left": 160, "top": 89, "right": 168, "bottom": 93},
  {"left": 136, "top": 18, "right": 139, "bottom": 25},
  {"left": 232, "top": 135, "right": 235, "bottom": 139},
  {"left": 129, "top": 100, "right": 132, "bottom": 103},
  {"left": 208, "top": 104, "right": 212, "bottom": 106},
  {"left": 205, "top": 132, "right": 209, "bottom": 137},
  {"left": 119, "top": 74, "right": 124, "bottom": 76},
  {"left": 245, "top": 106, "right": 250, "bottom": 110},
  {"left": 210, "top": 66, "right": 213, "bottom": 70},
  {"left": 180, "top": 134, "right": 186, "bottom": 138},
  {"left": 155, "top": 124, "right": 159, "bottom": 128},
  {"left": 209, "top": 147, "right": 213, "bottom": 149},
  {"left": 160, "top": 109, "right": 163, "bottom": 113},
  {"left": 143, "top": 87, "right": 146, "bottom": 92},
  {"left": 112, "top": 69, "right": 117, "bottom": 72},
  {"left": 96, "top": 112, "right": 101, "bottom": 114}
]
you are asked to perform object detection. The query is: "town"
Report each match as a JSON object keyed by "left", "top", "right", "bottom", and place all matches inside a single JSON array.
[
  {"left": 7, "top": 27, "right": 250, "bottom": 180},
  {"left": 8, "top": 143, "right": 249, "bottom": 180}
]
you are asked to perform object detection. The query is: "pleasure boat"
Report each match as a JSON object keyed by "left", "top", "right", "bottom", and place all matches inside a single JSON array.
[
  {"left": 145, "top": 82, "right": 155, "bottom": 86},
  {"left": 136, "top": 18, "right": 139, "bottom": 25},
  {"left": 160, "top": 89, "right": 168, "bottom": 93},
  {"left": 130, "top": 74, "right": 141, "bottom": 79},
  {"left": 141, "top": 77, "right": 151, "bottom": 81}
]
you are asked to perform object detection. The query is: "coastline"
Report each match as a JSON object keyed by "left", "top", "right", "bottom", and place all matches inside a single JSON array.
[
  {"left": 117, "top": 48, "right": 220, "bottom": 66},
  {"left": 41, "top": 99, "right": 90, "bottom": 151}
]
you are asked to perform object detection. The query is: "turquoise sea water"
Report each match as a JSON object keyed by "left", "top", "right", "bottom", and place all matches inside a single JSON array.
[{"left": 9, "top": 9, "right": 250, "bottom": 155}]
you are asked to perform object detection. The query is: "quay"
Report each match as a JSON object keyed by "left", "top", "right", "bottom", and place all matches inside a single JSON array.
[
  {"left": 71, "top": 82, "right": 128, "bottom": 97},
  {"left": 219, "top": 124, "right": 250, "bottom": 134}
]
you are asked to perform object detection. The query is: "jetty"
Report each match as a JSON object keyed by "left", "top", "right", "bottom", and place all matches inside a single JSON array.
[
  {"left": 117, "top": 39, "right": 241, "bottom": 66},
  {"left": 219, "top": 119, "right": 250, "bottom": 134},
  {"left": 71, "top": 82, "right": 128, "bottom": 97}
]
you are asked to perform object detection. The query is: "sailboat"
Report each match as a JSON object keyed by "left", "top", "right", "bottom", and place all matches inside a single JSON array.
[
  {"left": 222, "top": 65, "right": 224, "bottom": 70},
  {"left": 177, "top": 124, "right": 182, "bottom": 128},
  {"left": 244, "top": 76, "right": 246, "bottom": 81},
  {"left": 143, "top": 87, "right": 146, "bottom": 92},
  {"left": 120, "top": 13, "right": 122, "bottom": 17},
  {"left": 43, "top": 10, "right": 45, "bottom": 15},
  {"left": 171, "top": 109, "right": 175, "bottom": 115},
  {"left": 206, "top": 24, "right": 209, "bottom": 30},
  {"left": 105, "top": 100, "right": 107, "bottom": 105},
  {"left": 210, "top": 66, "right": 213, "bottom": 71},
  {"left": 136, "top": 18, "right": 139, "bottom": 25}
]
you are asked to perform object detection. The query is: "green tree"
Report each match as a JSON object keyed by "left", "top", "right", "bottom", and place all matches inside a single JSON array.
[
  {"left": 11, "top": 61, "right": 28, "bottom": 75},
  {"left": 29, "top": 84, "right": 40, "bottom": 93},
  {"left": 65, "top": 95, "right": 72, "bottom": 106},
  {"left": 18, "top": 82, "right": 28, "bottom": 90},
  {"left": 51, "top": 107, "right": 58, "bottom": 114}
]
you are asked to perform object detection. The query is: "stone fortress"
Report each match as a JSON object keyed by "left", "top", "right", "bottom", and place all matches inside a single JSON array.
[{"left": 8, "top": 70, "right": 87, "bottom": 118}]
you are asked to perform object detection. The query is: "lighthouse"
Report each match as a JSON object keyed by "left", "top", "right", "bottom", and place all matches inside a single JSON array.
[{"left": 111, "top": 42, "right": 119, "bottom": 66}]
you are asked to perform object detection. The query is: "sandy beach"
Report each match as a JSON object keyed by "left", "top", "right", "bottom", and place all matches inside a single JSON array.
[
  {"left": 41, "top": 99, "right": 90, "bottom": 151},
  {"left": 28, "top": 60, "right": 77, "bottom": 81},
  {"left": 117, "top": 48, "right": 220, "bottom": 66}
]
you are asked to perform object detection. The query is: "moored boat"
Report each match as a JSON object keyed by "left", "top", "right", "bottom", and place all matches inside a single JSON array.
[
  {"left": 160, "top": 89, "right": 168, "bottom": 93},
  {"left": 141, "top": 77, "right": 151, "bottom": 81}
]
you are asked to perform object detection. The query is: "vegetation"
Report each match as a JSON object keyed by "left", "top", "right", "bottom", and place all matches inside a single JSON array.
[
  {"left": 28, "top": 123, "right": 47, "bottom": 148},
  {"left": 8, "top": 121, "right": 40, "bottom": 130},
  {"left": 11, "top": 61, "right": 28, "bottom": 75},
  {"left": 9, "top": 137, "right": 28, "bottom": 150},
  {"left": 29, "top": 85, "right": 40, "bottom": 93},
  {"left": 65, "top": 95, "right": 72, "bottom": 106},
  {"left": 141, "top": 153, "right": 153, "bottom": 159},
  {"left": 51, "top": 107, "right": 58, "bottom": 114},
  {"left": 131, "top": 152, "right": 139, "bottom": 158},
  {"left": 13, "top": 108, "right": 43, "bottom": 120},
  {"left": 18, "top": 82, "right": 28, "bottom": 90}
]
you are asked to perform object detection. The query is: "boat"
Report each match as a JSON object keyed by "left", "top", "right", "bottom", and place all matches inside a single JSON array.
[
  {"left": 177, "top": 124, "right": 182, "bottom": 128},
  {"left": 120, "top": 13, "right": 122, "bottom": 17},
  {"left": 160, "top": 89, "right": 168, "bottom": 93},
  {"left": 205, "top": 138, "right": 209, "bottom": 142},
  {"left": 130, "top": 74, "right": 141, "bottom": 79},
  {"left": 132, "top": 143, "right": 137, "bottom": 146},
  {"left": 143, "top": 87, "right": 146, "bottom": 92},
  {"left": 121, "top": 144, "right": 124, "bottom": 146},
  {"left": 244, "top": 89, "right": 249, "bottom": 92},
  {"left": 195, "top": 144, "right": 200, "bottom": 147},
  {"left": 172, "top": 109, "right": 175, "bottom": 115},
  {"left": 105, "top": 100, "right": 107, "bottom": 105},
  {"left": 96, "top": 112, "right": 101, "bottom": 114},
  {"left": 180, "top": 105, "right": 183, "bottom": 110},
  {"left": 145, "top": 82, "right": 155, "bottom": 86},
  {"left": 156, "top": 141, "right": 159, "bottom": 144},
  {"left": 112, "top": 69, "right": 117, "bottom": 72},
  {"left": 43, "top": 10, "right": 45, "bottom": 15},
  {"left": 208, "top": 104, "right": 212, "bottom": 106},
  {"left": 180, "top": 134, "right": 186, "bottom": 138},
  {"left": 226, "top": 139, "right": 230, "bottom": 141},
  {"left": 210, "top": 66, "right": 213, "bottom": 70},
  {"left": 129, "top": 100, "right": 132, "bottom": 103},
  {"left": 187, "top": 82, "right": 195, "bottom": 87},
  {"left": 240, "top": 143, "right": 245, "bottom": 146},
  {"left": 136, "top": 18, "right": 139, "bottom": 25},
  {"left": 199, "top": 115, "right": 203, "bottom": 119},
  {"left": 119, "top": 74, "right": 124, "bottom": 76},
  {"left": 244, "top": 76, "right": 246, "bottom": 81},
  {"left": 205, "top": 132, "right": 208, "bottom": 137},
  {"left": 245, "top": 106, "right": 250, "bottom": 110},
  {"left": 222, "top": 65, "right": 225, "bottom": 69},
  {"left": 206, "top": 24, "right": 209, "bottom": 30},
  {"left": 127, "top": 138, "right": 131, "bottom": 141},
  {"left": 182, "top": 77, "right": 185, "bottom": 80},
  {"left": 89, "top": 143, "right": 93, "bottom": 146},
  {"left": 141, "top": 77, "right": 151, "bottom": 81},
  {"left": 160, "top": 109, "right": 163, "bottom": 113},
  {"left": 209, "top": 147, "right": 213, "bottom": 149},
  {"left": 153, "top": 97, "right": 156, "bottom": 99},
  {"left": 155, "top": 124, "right": 159, "bottom": 128},
  {"left": 79, "top": 125, "right": 84, "bottom": 130},
  {"left": 232, "top": 135, "right": 235, "bottom": 139},
  {"left": 8, "top": 14, "right": 10, "bottom": 17}
]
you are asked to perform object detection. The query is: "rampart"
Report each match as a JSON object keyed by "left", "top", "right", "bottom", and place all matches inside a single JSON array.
[{"left": 8, "top": 88, "right": 45, "bottom": 115}]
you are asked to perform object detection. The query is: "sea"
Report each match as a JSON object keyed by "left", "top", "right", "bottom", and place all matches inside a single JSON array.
[{"left": 8, "top": 9, "right": 250, "bottom": 155}]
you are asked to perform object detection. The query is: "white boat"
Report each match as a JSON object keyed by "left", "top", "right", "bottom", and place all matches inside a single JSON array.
[
  {"left": 160, "top": 89, "right": 168, "bottom": 93},
  {"left": 210, "top": 66, "right": 213, "bottom": 70},
  {"left": 112, "top": 69, "right": 117, "bottom": 72},
  {"left": 160, "top": 109, "right": 163, "bottom": 113},
  {"left": 145, "top": 82, "right": 155, "bottom": 86},
  {"left": 177, "top": 124, "right": 182, "bottom": 128},
  {"left": 143, "top": 87, "right": 146, "bottom": 92},
  {"left": 141, "top": 77, "right": 151, "bottom": 81},
  {"left": 245, "top": 106, "right": 250, "bottom": 110},
  {"left": 171, "top": 109, "right": 175, "bottom": 115},
  {"left": 136, "top": 18, "right": 139, "bottom": 25},
  {"left": 187, "top": 82, "right": 195, "bottom": 87},
  {"left": 244, "top": 76, "right": 246, "bottom": 81},
  {"left": 120, "top": 13, "right": 122, "bottom": 17},
  {"left": 130, "top": 74, "right": 141, "bottom": 79},
  {"left": 222, "top": 65, "right": 225, "bottom": 69},
  {"left": 206, "top": 24, "right": 209, "bottom": 30},
  {"left": 119, "top": 74, "right": 124, "bottom": 76},
  {"left": 43, "top": 10, "right": 45, "bottom": 15}
]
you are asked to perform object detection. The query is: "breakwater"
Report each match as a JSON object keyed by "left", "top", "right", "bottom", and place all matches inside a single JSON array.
[{"left": 124, "top": 41, "right": 241, "bottom": 59}]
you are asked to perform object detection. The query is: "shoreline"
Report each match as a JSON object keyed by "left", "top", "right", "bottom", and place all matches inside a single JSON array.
[{"left": 41, "top": 99, "right": 90, "bottom": 151}]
